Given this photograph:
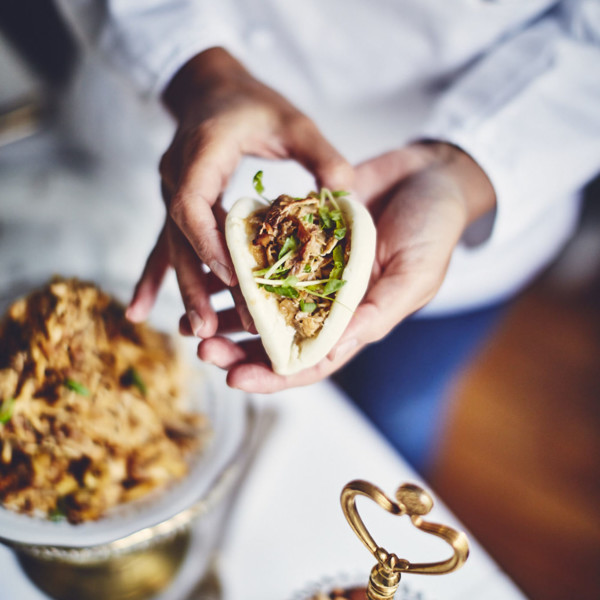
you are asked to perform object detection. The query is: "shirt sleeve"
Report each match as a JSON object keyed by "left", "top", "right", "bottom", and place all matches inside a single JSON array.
[
  {"left": 54, "top": 0, "right": 245, "bottom": 98},
  {"left": 420, "top": 0, "right": 600, "bottom": 248}
]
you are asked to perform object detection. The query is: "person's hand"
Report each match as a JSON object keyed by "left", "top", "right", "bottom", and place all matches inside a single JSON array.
[
  {"left": 195, "top": 142, "right": 496, "bottom": 392},
  {"left": 126, "top": 47, "right": 352, "bottom": 334}
]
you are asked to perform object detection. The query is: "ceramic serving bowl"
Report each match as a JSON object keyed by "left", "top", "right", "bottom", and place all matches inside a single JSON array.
[{"left": 0, "top": 277, "right": 254, "bottom": 600}]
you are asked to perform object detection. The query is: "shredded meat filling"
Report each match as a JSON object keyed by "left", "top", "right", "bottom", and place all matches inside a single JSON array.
[{"left": 250, "top": 193, "right": 350, "bottom": 342}]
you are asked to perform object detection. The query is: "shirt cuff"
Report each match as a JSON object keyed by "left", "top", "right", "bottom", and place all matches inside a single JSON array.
[{"left": 98, "top": 8, "right": 243, "bottom": 99}]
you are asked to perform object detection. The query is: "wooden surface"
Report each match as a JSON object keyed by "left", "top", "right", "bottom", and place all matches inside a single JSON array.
[{"left": 429, "top": 261, "right": 600, "bottom": 599}]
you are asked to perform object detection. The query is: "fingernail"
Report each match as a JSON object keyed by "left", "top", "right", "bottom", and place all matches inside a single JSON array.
[
  {"left": 330, "top": 338, "right": 358, "bottom": 362},
  {"left": 125, "top": 305, "right": 143, "bottom": 323},
  {"left": 209, "top": 260, "right": 233, "bottom": 285},
  {"left": 188, "top": 310, "right": 204, "bottom": 337}
]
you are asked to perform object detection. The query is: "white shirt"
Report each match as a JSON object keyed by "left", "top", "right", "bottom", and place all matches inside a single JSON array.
[{"left": 55, "top": 0, "right": 600, "bottom": 314}]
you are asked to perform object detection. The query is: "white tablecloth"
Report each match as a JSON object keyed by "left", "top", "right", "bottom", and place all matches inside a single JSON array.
[
  {"left": 219, "top": 382, "right": 527, "bottom": 600},
  {"left": 0, "top": 381, "right": 526, "bottom": 600}
]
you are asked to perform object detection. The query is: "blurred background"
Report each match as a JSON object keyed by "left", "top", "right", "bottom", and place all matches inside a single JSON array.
[{"left": 1, "top": 3, "right": 599, "bottom": 600}]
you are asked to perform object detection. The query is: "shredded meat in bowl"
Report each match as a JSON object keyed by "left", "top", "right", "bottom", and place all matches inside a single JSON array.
[{"left": 0, "top": 278, "right": 209, "bottom": 524}]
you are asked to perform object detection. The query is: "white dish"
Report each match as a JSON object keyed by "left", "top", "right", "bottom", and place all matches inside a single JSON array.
[{"left": 0, "top": 277, "right": 250, "bottom": 561}]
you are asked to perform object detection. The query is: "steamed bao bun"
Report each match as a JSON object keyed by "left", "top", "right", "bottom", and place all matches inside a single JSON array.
[{"left": 225, "top": 193, "right": 376, "bottom": 375}]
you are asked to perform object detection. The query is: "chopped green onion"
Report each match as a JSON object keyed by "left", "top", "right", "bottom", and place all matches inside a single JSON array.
[
  {"left": 321, "top": 188, "right": 341, "bottom": 211},
  {"left": 299, "top": 300, "right": 317, "bottom": 313},
  {"left": 330, "top": 208, "right": 346, "bottom": 240},
  {"left": 49, "top": 497, "right": 69, "bottom": 522},
  {"left": 318, "top": 206, "right": 333, "bottom": 229},
  {"left": 333, "top": 244, "right": 344, "bottom": 267},
  {"left": 64, "top": 379, "right": 90, "bottom": 397},
  {"left": 329, "top": 244, "right": 345, "bottom": 280},
  {"left": 0, "top": 398, "right": 15, "bottom": 424},
  {"left": 253, "top": 170, "right": 265, "bottom": 196},
  {"left": 330, "top": 265, "right": 344, "bottom": 281},
  {"left": 303, "top": 264, "right": 312, "bottom": 273},
  {"left": 278, "top": 236, "right": 298, "bottom": 259},
  {"left": 122, "top": 367, "right": 147, "bottom": 396}
]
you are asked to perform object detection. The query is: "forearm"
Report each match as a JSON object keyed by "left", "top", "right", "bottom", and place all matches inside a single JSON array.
[{"left": 421, "top": 1, "right": 600, "bottom": 245}]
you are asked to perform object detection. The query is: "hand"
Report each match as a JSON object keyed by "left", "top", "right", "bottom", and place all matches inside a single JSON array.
[
  {"left": 196, "top": 142, "right": 496, "bottom": 392},
  {"left": 126, "top": 47, "right": 352, "bottom": 335}
]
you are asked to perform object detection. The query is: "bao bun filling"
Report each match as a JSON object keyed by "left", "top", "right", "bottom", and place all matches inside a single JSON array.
[{"left": 247, "top": 188, "right": 350, "bottom": 343}]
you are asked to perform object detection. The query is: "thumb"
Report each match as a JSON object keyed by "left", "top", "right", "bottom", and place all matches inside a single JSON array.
[{"left": 334, "top": 264, "right": 435, "bottom": 354}]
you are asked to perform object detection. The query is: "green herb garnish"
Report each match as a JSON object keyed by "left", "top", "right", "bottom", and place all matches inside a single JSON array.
[
  {"left": 262, "top": 284, "right": 299, "bottom": 298},
  {"left": 278, "top": 236, "right": 298, "bottom": 259},
  {"left": 49, "top": 496, "right": 69, "bottom": 522},
  {"left": 323, "top": 278, "right": 347, "bottom": 296},
  {"left": 254, "top": 265, "right": 288, "bottom": 277},
  {"left": 332, "top": 190, "right": 350, "bottom": 197},
  {"left": 329, "top": 209, "right": 346, "bottom": 240},
  {"left": 329, "top": 244, "right": 345, "bottom": 280},
  {"left": 302, "top": 213, "right": 314, "bottom": 223},
  {"left": 333, "top": 244, "right": 344, "bottom": 266},
  {"left": 299, "top": 300, "right": 317, "bottom": 313},
  {"left": 122, "top": 367, "right": 147, "bottom": 396},
  {"left": 253, "top": 170, "right": 265, "bottom": 196},
  {"left": 0, "top": 398, "right": 15, "bottom": 424},
  {"left": 318, "top": 206, "right": 333, "bottom": 229},
  {"left": 303, "top": 264, "right": 312, "bottom": 273},
  {"left": 64, "top": 378, "right": 90, "bottom": 397},
  {"left": 263, "top": 247, "right": 297, "bottom": 279}
]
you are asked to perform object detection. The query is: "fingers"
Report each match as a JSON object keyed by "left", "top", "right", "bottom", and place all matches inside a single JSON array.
[
  {"left": 168, "top": 224, "right": 219, "bottom": 339},
  {"left": 226, "top": 341, "right": 362, "bottom": 393},
  {"left": 229, "top": 285, "right": 256, "bottom": 334},
  {"left": 354, "top": 148, "right": 433, "bottom": 207},
  {"left": 180, "top": 306, "right": 255, "bottom": 337},
  {"left": 198, "top": 332, "right": 363, "bottom": 394},
  {"left": 198, "top": 336, "right": 255, "bottom": 369},
  {"left": 284, "top": 115, "right": 354, "bottom": 191},
  {"left": 126, "top": 226, "right": 170, "bottom": 323},
  {"left": 163, "top": 133, "right": 239, "bottom": 287},
  {"left": 169, "top": 190, "right": 236, "bottom": 288}
]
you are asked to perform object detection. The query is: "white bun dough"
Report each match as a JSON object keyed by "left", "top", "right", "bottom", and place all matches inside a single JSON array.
[{"left": 225, "top": 195, "right": 376, "bottom": 375}]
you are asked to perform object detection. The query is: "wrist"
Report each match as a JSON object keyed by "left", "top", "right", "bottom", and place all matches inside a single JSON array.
[
  {"left": 411, "top": 141, "right": 496, "bottom": 224},
  {"left": 163, "top": 47, "right": 249, "bottom": 119}
]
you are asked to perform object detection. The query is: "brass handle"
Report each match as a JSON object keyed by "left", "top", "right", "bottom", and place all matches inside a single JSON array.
[{"left": 341, "top": 480, "right": 469, "bottom": 600}]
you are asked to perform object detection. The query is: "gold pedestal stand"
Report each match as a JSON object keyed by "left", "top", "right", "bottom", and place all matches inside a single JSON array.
[
  {"left": 341, "top": 481, "right": 469, "bottom": 600},
  {"left": 17, "top": 531, "right": 190, "bottom": 600}
]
